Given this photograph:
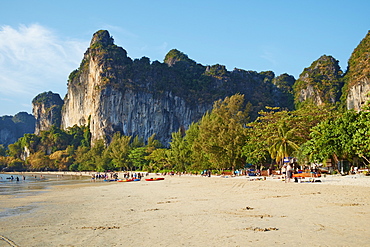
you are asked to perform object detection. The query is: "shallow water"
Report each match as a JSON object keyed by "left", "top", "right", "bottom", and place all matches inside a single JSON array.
[
  {"left": 0, "top": 173, "right": 90, "bottom": 218},
  {"left": 0, "top": 173, "right": 90, "bottom": 195}
]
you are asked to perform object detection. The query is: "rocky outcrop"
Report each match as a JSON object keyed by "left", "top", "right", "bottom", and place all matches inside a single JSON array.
[
  {"left": 0, "top": 112, "right": 35, "bottom": 147},
  {"left": 61, "top": 31, "right": 210, "bottom": 144},
  {"left": 63, "top": 87, "right": 209, "bottom": 144},
  {"left": 32, "top": 91, "right": 63, "bottom": 135},
  {"left": 293, "top": 55, "right": 343, "bottom": 108},
  {"left": 61, "top": 30, "right": 295, "bottom": 145},
  {"left": 346, "top": 77, "right": 370, "bottom": 110},
  {"left": 344, "top": 31, "right": 370, "bottom": 111}
]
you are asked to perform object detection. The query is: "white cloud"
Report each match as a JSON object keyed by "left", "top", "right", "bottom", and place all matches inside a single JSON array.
[{"left": 0, "top": 24, "right": 88, "bottom": 115}]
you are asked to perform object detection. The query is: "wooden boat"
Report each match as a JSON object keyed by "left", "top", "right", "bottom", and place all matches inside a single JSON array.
[{"left": 145, "top": 177, "right": 165, "bottom": 181}]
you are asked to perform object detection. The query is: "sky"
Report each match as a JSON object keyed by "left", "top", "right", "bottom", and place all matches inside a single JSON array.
[{"left": 0, "top": 0, "right": 369, "bottom": 116}]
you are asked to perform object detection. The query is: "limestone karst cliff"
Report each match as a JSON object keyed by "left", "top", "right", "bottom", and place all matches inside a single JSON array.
[
  {"left": 32, "top": 91, "right": 63, "bottom": 135},
  {"left": 25, "top": 29, "right": 370, "bottom": 147},
  {"left": 293, "top": 55, "right": 344, "bottom": 108},
  {"left": 61, "top": 30, "right": 295, "bottom": 145},
  {"left": 2, "top": 29, "right": 369, "bottom": 149},
  {"left": 344, "top": 31, "right": 370, "bottom": 111}
]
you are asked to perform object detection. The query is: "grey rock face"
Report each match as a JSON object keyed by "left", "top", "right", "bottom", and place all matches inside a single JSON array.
[
  {"left": 346, "top": 77, "right": 370, "bottom": 111},
  {"left": 62, "top": 80, "right": 211, "bottom": 145},
  {"left": 61, "top": 30, "right": 293, "bottom": 146},
  {"left": 32, "top": 91, "right": 63, "bottom": 135}
]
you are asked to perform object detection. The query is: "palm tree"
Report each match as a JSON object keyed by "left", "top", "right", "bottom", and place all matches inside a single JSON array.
[{"left": 267, "top": 122, "right": 300, "bottom": 166}]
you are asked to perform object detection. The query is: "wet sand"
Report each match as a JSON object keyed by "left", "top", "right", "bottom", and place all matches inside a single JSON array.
[{"left": 0, "top": 174, "right": 369, "bottom": 246}]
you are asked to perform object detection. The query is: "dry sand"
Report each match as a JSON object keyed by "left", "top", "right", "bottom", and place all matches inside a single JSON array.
[{"left": 0, "top": 174, "right": 370, "bottom": 247}]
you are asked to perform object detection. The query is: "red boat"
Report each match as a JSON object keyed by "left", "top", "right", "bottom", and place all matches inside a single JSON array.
[
  {"left": 145, "top": 178, "right": 165, "bottom": 181},
  {"left": 118, "top": 178, "right": 141, "bottom": 182},
  {"left": 118, "top": 179, "right": 134, "bottom": 182}
]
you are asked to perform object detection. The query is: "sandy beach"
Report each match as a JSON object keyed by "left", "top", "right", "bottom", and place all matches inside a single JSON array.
[{"left": 0, "top": 174, "right": 370, "bottom": 247}]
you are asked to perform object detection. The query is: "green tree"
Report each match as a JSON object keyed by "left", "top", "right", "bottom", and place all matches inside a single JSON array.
[
  {"left": 7, "top": 159, "right": 26, "bottom": 171},
  {"left": 7, "top": 142, "right": 23, "bottom": 159},
  {"left": 184, "top": 122, "right": 212, "bottom": 171},
  {"left": 351, "top": 111, "right": 370, "bottom": 165},
  {"left": 242, "top": 128, "right": 271, "bottom": 167},
  {"left": 168, "top": 129, "right": 192, "bottom": 172},
  {"left": 66, "top": 125, "right": 91, "bottom": 148},
  {"left": 301, "top": 110, "right": 358, "bottom": 166},
  {"left": 128, "top": 147, "right": 148, "bottom": 170},
  {"left": 49, "top": 149, "right": 74, "bottom": 171},
  {"left": 195, "top": 94, "right": 250, "bottom": 170},
  {"left": 39, "top": 126, "right": 70, "bottom": 154},
  {"left": 74, "top": 146, "right": 95, "bottom": 171},
  {"left": 145, "top": 133, "right": 162, "bottom": 159},
  {"left": 27, "top": 151, "right": 54, "bottom": 171},
  {"left": 145, "top": 148, "right": 170, "bottom": 172},
  {"left": 71, "top": 146, "right": 91, "bottom": 171},
  {"left": 131, "top": 135, "right": 144, "bottom": 148},
  {"left": 242, "top": 104, "right": 336, "bottom": 167},
  {"left": 267, "top": 122, "right": 300, "bottom": 165},
  {"left": 107, "top": 133, "right": 132, "bottom": 171}
]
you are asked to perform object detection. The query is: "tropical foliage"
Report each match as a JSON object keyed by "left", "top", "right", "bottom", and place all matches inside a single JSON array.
[{"left": 2, "top": 93, "right": 370, "bottom": 173}]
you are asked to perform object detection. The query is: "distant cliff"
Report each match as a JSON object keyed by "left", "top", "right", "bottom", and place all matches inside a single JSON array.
[
  {"left": 344, "top": 31, "right": 370, "bottom": 110},
  {"left": 32, "top": 91, "right": 63, "bottom": 135},
  {"left": 0, "top": 112, "right": 35, "bottom": 147},
  {"left": 61, "top": 30, "right": 295, "bottom": 145}
]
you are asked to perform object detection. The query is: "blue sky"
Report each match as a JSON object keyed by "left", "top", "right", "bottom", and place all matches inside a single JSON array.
[{"left": 0, "top": 0, "right": 369, "bottom": 116}]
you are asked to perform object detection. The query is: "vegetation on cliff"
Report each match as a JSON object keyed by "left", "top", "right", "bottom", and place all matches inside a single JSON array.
[
  {"left": 293, "top": 55, "right": 344, "bottom": 108},
  {"left": 345, "top": 31, "right": 370, "bottom": 86},
  {"left": 2, "top": 30, "right": 370, "bottom": 173},
  {"left": 341, "top": 30, "right": 370, "bottom": 104},
  {"left": 2, "top": 94, "right": 370, "bottom": 173},
  {"left": 67, "top": 30, "right": 296, "bottom": 119},
  {"left": 272, "top": 73, "right": 295, "bottom": 110},
  {"left": 32, "top": 91, "right": 63, "bottom": 134}
]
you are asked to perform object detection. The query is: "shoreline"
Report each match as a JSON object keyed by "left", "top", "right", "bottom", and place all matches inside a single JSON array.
[
  {"left": 1, "top": 173, "right": 369, "bottom": 246},
  {"left": 3, "top": 170, "right": 370, "bottom": 187}
]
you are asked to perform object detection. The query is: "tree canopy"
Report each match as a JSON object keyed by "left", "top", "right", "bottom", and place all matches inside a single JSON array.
[{"left": 2, "top": 93, "right": 370, "bottom": 174}]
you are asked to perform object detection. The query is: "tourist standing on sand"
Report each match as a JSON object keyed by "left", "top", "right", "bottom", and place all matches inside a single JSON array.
[
  {"left": 286, "top": 164, "right": 292, "bottom": 183},
  {"left": 281, "top": 165, "right": 286, "bottom": 180}
]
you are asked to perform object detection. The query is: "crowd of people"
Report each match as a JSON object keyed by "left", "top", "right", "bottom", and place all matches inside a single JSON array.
[{"left": 90, "top": 172, "right": 149, "bottom": 181}]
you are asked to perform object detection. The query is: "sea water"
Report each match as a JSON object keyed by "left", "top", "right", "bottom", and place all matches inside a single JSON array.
[{"left": 0, "top": 173, "right": 90, "bottom": 218}]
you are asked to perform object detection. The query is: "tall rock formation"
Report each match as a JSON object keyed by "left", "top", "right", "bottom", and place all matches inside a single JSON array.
[
  {"left": 61, "top": 30, "right": 295, "bottom": 145},
  {"left": 61, "top": 31, "right": 211, "bottom": 145},
  {"left": 32, "top": 91, "right": 63, "bottom": 135},
  {"left": 293, "top": 55, "right": 343, "bottom": 108},
  {"left": 344, "top": 31, "right": 370, "bottom": 111}
]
